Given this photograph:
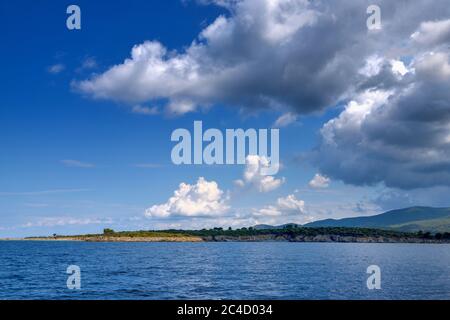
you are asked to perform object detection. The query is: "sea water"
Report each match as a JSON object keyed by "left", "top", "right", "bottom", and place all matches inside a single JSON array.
[{"left": 0, "top": 241, "right": 449, "bottom": 300}]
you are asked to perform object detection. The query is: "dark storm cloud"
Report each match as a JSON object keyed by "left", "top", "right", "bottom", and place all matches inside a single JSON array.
[{"left": 312, "top": 49, "right": 450, "bottom": 189}]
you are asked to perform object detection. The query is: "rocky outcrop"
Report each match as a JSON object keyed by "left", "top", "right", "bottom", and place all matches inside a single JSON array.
[{"left": 202, "top": 234, "right": 447, "bottom": 243}]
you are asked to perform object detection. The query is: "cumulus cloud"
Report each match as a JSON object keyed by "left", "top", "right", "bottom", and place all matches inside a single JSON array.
[
  {"left": 312, "top": 48, "right": 450, "bottom": 189},
  {"left": 144, "top": 175, "right": 307, "bottom": 227},
  {"left": 308, "top": 173, "right": 330, "bottom": 189},
  {"left": 235, "top": 155, "right": 284, "bottom": 192},
  {"left": 390, "top": 59, "right": 409, "bottom": 77},
  {"left": 416, "top": 51, "right": 450, "bottom": 81},
  {"left": 304, "top": 5, "right": 450, "bottom": 190},
  {"left": 253, "top": 194, "right": 310, "bottom": 223},
  {"left": 411, "top": 19, "right": 450, "bottom": 46},
  {"left": 73, "top": 0, "right": 450, "bottom": 191},
  {"left": 145, "top": 177, "right": 229, "bottom": 218},
  {"left": 75, "top": 0, "right": 401, "bottom": 115}
]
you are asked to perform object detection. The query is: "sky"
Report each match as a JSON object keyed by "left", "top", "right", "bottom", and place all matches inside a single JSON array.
[{"left": 1, "top": 0, "right": 450, "bottom": 237}]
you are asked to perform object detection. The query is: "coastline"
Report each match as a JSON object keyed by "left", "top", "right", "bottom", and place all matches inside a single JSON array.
[
  {"left": 4, "top": 235, "right": 449, "bottom": 243},
  {"left": 19, "top": 236, "right": 204, "bottom": 242},
  {"left": 4, "top": 226, "right": 449, "bottom": 244}
]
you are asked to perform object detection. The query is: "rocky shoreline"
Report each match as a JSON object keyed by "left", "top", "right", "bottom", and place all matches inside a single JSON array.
[
  {"left": 15, "top": 234, "right": 449, "bottom": 243},
  {"left": 202, "top": 234, "right": 449, "bottom": 243},
  {"left": 8, "top": 225, "right": 450, "bottom": 243},
  {"left": 23, "top": 235, "right": 203, "bottom": 242}
]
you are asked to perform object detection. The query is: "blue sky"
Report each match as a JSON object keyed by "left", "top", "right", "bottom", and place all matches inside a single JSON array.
[{"left": 1, "top": 0, "right": 450, "bottom": 237}]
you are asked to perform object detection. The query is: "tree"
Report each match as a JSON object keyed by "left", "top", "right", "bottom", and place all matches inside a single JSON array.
[{"left": 103, "top": 228, "right": 114, "bottom": 235}]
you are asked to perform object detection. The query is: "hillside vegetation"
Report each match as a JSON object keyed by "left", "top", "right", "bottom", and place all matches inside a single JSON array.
[
  {"left": 304, "top": 207, "right": 450, "bottom": 233},
  {"left": 26, "top": 226, "right": 450, "bottom": 243}
]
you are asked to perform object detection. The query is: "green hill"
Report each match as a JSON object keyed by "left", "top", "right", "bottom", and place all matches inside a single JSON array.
[
  {"left": 303, "top": 206, "right": 450, "bottom": 233},
  {"left": 389, "top": 216, "right": 450, "bottom": 233}
]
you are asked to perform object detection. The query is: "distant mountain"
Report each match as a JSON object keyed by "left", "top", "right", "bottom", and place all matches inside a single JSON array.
[
  {"left": 303, "top": 206, "right": 450, "bottom": 233},
  {"left": 253, "top": 223, "right": 301, "bottom": 230}
]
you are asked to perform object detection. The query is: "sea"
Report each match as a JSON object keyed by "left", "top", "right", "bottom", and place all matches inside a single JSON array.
[{"left": 0, "top": 241, "right": 449, "bottom": 300}]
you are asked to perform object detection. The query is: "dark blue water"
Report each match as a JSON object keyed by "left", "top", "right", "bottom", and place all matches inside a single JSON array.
[{"left": 0, "top": 241, "right": 449, "bottom": 299}]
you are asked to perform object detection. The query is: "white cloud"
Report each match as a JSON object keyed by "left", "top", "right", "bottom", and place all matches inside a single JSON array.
[
  {"left": 76, "top": 41, "right": 201, "bottom": 114},
  {"left": 74, "top": 0, "right": 374, "bottom": 115},
  {"left": 253, "top": 194, "right": 307, "bottom": 220},
  {"left": 411, "top": 19, "right": 450, "bottom": 46},
  {"left": 319, "top": 89, "right": 393, "bottom": 146},
  {"left": 235, "top": 155, "right": 284, "bottom": 192},
  {"left": 74, "top": 0, "right": 450, "bottom": 124},
  {"left": 47, "top": 63, "right": 65, "bottom": 74},
  {"left": 359, "top": 55, "right": 384, "bottom": 77},
  {"left": 61, "top": 159, "right": 95, "bottom": 168},
  {"left": 308, "top": 173, "right": 330, "bottom": 189},
  {"left": 273, "top": 112, "right": 298, "bottom": 127},
  {"left": 390, "top": 59, "right": 409, "bottom": 77},
  {"left": 145, "top": 177, "right": 229, "bottom": 218},
  {"left": 148, "top": 193, "right": 309, "bottom": 229},
  {"left": 131, "top": 105, "right": 159, "bottom": 115},
  {"left": 70, "top": 1, "right": 450, "bottom": 191},
  {"left": 143, "top": 213, "right": 260, "bottom": 231},
  {"left": 415, "top": 52, "right": 450, "bottom": 81}
]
